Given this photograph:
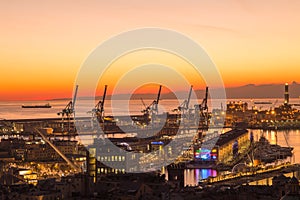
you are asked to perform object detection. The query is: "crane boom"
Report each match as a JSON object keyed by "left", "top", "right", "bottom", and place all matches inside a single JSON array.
[
  {"left": 57, "top": 85, "right": 79, "bottom": 134},
  {"left": 186, "top": 85, "right": 193, "bottom": 110},
  {"left": 92, "top": 85, "right": 108, "bottom": 121},
  {"left": 72, "top": 85, "right": 79, "bottom": 111},
  {"left": 193, "top": 86, "right": 209, "bottom": 126},
  {"left": 175, "top": 85, "right": 193, "bottom": 112},
  {"left": 100, "top": 85, "right": 108, "bottom": 114},
  {"left": 137, "top": 85, "right": 162, "bottom": 125},
  {"left": 153, "top": 85, "right": 162, "bottom": 113},
  {"left": 156, "top": 85, "right": 162, "bottom": 105},
  {"left": 203, "top": 86, "right": 208, "bottom": 109}
]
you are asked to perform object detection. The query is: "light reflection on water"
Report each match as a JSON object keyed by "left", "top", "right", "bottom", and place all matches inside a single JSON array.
[
  {"left": 252, "top": 129, "right": 300, "bottom": 163},
  {"left": 183, "top": 169, "right": 218, "bottom": 186},
  {"left": 183, "top": 129, "right": 300, "bottom": 186},
  {"left": 2, "top": 98, "right": 299, "bottom": 120}
]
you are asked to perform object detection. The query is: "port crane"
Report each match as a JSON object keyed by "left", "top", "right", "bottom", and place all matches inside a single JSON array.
[
  {"left": 139, "top": 85, "right": 162, "bottom": 125},
  {"left": 194, "top": 86, "right": 209, "bottom": 126},
  {"left": 91, "top": 85, "right": 108, "bottom": 123},
  {"left": 57, "top": 85, "right": 79, "bottom": 135},
  {"left": 175, "top": 85, "right": 193, "bottom": 116}
]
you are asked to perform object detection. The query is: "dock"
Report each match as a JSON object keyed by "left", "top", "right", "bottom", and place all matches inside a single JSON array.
[{"left": 206, "top": 163, "right": 300, "bottom": 186}]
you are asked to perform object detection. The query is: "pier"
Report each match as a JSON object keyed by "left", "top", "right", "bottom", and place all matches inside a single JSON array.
[{"left": 206, "top": 163, "right": 300, "bottom": 186}]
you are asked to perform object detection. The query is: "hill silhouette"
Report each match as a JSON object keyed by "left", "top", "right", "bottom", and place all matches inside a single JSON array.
[{"left": 50, "top": 82, "right": 300, "bottom": 100}]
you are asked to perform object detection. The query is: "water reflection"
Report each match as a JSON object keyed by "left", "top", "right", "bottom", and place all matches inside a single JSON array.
[
  {"left": 252, "top": 129, "right": 300, "bottom": 163},
  {"left": 184, "top": 168, "right": 217, "bottom": 186},
  {"left": 182, "top": 129, "right": 300, "bottom": 186}
]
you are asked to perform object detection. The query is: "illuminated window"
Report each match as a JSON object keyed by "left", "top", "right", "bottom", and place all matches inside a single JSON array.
[{"left": 168, "top": 147, "right": 172, "bottom": 155}]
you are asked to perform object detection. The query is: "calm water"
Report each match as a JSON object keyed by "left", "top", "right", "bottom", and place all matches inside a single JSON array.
[
  {"left": 183, "top": 129, "right": 300, "bottom": 186},
  {"left": 1, "top": 98, "right": 300, "bottom": 120},
  {"left": 1, "top": 99, "right": 300, "bottom": 186},
  {"left": 0, "top": 99, "right": 181, "bottom": 119}
]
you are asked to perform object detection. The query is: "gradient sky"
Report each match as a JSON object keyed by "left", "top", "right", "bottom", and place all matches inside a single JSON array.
[{"left": 1, "top": 0, "right": 300, "bottom": 100}]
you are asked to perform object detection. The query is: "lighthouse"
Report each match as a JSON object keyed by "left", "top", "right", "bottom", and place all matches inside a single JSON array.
[{"left": 284, "top": 83, "right": 289, "bottom": 105}]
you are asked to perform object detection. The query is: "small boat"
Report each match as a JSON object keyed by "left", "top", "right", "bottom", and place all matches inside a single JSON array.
[{"left": 22, "top": 103, "right": 52, "bottom": 108}]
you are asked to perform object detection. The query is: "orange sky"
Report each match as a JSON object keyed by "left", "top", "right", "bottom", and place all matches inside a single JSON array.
[{"left": 1, "top": 0, "right": 300, "bottom": 100}]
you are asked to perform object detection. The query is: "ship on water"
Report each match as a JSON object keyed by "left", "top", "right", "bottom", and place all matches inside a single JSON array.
[
  {"left": 21, "top": 103, "right": 52, "bottom": 108},
  {"left": 253, "top": 101, "right": 272, "bottom": 104}
]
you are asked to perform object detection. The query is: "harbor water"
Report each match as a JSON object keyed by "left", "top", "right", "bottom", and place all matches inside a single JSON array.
[
  {"left": 1, "top": 98, "right": 300, "bottom": 120},
  {"left": 183, "top": 129, "right": 300, "bottom": 186}
]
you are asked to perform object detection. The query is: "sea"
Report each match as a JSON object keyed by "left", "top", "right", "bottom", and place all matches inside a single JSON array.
[
  {"left": 1, "top": 98, "right": 300, "bottom": 186},
  {"left": 1, "top": 98, "right": 300, "bottom": 119}
]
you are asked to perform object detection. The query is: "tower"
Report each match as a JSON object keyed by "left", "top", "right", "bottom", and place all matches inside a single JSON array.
[
  {"left": 284, "top": 83, "right": 289, "bottom": 105},
  {"left": 87, "top": 148, "right": 97, "bottom": 183}
]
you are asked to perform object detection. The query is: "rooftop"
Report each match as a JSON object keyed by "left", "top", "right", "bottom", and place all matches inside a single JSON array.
[{"left": 215, "top": 129, "right": 248, "bottom": 146}]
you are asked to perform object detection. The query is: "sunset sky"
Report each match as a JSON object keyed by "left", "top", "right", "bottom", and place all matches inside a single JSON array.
[{"left": 1, "top": 0, "right": 300, "bottom": 100}]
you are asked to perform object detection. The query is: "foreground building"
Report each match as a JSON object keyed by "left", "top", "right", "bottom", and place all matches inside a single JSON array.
[{"left": 194, "top": 129, "right": 250, "bottom": 164}]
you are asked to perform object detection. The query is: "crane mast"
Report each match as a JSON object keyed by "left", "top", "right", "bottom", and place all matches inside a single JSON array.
[
  {"left": 202, "top": 86, "right": 208, "bottom": 110},
  {"left": 57, "top": 85, "right": 79, "bottom": 135},
  {"left": 194, "top": 86, "right": 209, "bottom": 127},
  {"left": 175, "top": 85, "right": 193, "bottom": 115},
  {"left": 72, "top": 85, "right": 79, "bottom": 115},
  {"left": 92, "top": 85, "right": 107, "bottom": 121},
  {"left": 186, "top": 85, "right": 193, "bottom": 110},
  {"left": 100, "top": 85, "right": 108, "bottom": 115},
  {"left": 153, "top": 85, "right": 162, "bottom": 113},
  {"left": 139, "top": 85, "right": 162, "bottom": 125}
]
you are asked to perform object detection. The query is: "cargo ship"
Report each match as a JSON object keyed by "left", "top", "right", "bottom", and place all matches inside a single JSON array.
[
  {"left": 254, "top": 101, "right": 272, "bottom": 104},
  {"left": 22, "top": 103, "right": 52, "bottom": 108}
]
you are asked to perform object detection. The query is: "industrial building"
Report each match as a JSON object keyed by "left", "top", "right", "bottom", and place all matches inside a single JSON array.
[{"left": 194, "top": 129, "right": 250, "bottom": 164}]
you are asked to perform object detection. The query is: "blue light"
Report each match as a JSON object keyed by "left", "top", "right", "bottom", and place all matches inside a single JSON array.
[
  {"left": 200, "top": 152, "right": 211, "bottom": 160},
  {"left": 151, "top": 141, "right": 164, "bottom": 145}
]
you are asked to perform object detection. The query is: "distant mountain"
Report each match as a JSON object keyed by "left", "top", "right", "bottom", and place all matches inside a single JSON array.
[
  {"left": 224, "top": 82, "right": 300, "bottom": 99},
  {"left": 129, "top": 82, "right": 300, "bottom": 99},
  {"left": 50, "top": 82, "right": 300, "bottom": 101}
]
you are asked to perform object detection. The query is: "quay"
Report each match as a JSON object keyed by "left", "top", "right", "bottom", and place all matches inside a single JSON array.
[
  {"left": 206, "top": 163, "right": 300, "bottom": 186},
  {"left": 0, "top": 114, "right": 212, "bottom": 137}
]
